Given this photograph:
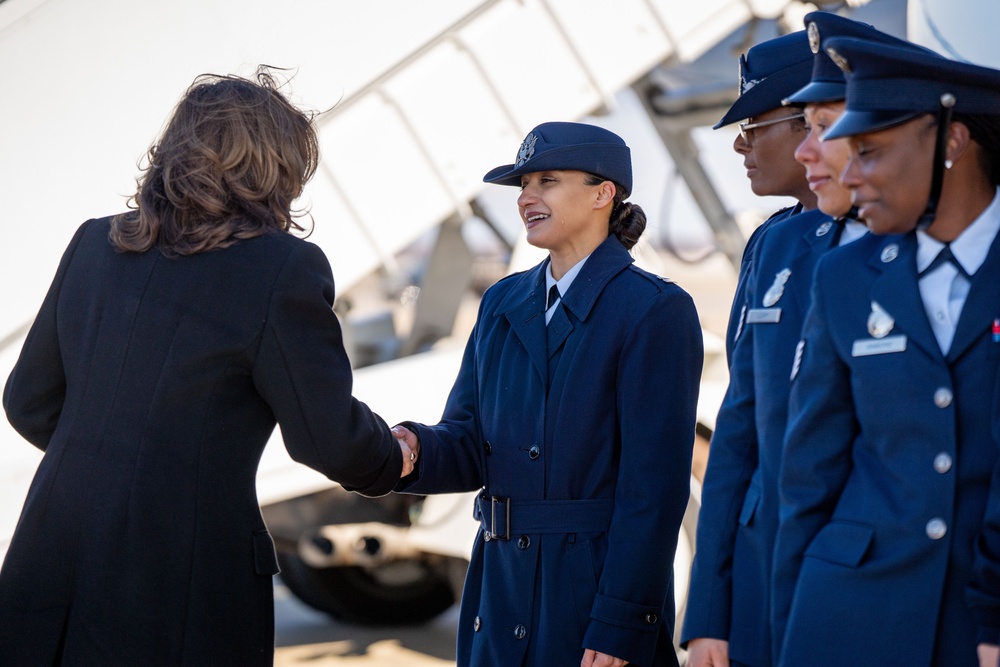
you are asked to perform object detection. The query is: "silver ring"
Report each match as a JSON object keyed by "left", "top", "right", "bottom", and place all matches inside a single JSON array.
[{"left": 409, "top": 451, "right": 416, "bottom": 462}]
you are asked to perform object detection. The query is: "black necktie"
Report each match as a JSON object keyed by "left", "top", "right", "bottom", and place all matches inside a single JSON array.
[
  {"left": 546, "top": 284, "right": 561, "bottom": 310},
  {"left": 919, "top": 243, "right": 970, "bottom": 279}
]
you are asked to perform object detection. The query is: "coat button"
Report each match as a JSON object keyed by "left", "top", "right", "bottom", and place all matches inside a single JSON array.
[
  {"left": 933, "top": 452, "right": 953, "bottom": 474},
  {"left": 645, "top": 613, "right": 658, "bottom": 625},
  {"left": 474, "top": 616, "right": 481, "bottom": 632},
  {"left": 933, "top": 387, "right": 953, "bottom": 408},
  {"left": 528, "top": 445, "right": 540, "bottom": 460},
  {"left": 926, "top": 518, "right": 947, "bottom": 540},
  {"left": 483, "top": 530, "right": 492, "bottom": 542},
  {"left": 484, "top": 441, "right": 492, "bottom": 455},
  {"left": 514, "top": 624, "right": 527, "bottom": 640},
  {"left": 517, "top": 535, "right": 531, "bottom": 550}
]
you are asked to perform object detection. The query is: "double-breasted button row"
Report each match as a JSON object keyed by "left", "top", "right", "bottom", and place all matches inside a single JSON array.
[
  {"left": 926, "top": 518, "right": 947, "bottom": 540},
  {"left": 933, "top": 452, "right": 953, "bottom": 474},
  {"left": 933, "top": 387, "right": 953, "bottom": 409}
]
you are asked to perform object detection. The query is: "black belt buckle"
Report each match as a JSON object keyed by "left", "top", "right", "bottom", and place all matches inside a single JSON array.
[{"left": 490, "top": 496, "right": 511, "bottom": 541}]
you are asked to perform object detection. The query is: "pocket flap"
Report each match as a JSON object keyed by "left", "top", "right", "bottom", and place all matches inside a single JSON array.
[
  {"left": 252, "top": 529, "right": 280, "bottom": 576},
  {"left": 804, "top": 521, "right": 874, "bottom": 568}
]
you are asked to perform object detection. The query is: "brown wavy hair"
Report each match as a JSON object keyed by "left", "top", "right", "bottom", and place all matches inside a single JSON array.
[{"left": 111, "top": 67, "right": 319, "bottom": 256}]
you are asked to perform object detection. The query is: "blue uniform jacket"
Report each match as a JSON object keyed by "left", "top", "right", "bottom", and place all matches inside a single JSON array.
[
  {"left": 398, "top": 235, "right": 703, "bottom": 667},
  {"left": 773, "top": 231, "right": 1000, "bottom": 666},
  {"left": 681, "top": 208, "right": 832, "bottom": 666},
  {"left": 724, "top": 204, "right": 802, "bottom": 365}
]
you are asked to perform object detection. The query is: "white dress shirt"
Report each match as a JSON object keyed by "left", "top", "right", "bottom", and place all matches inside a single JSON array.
[{"left": 917, "top": 188, "right": 1000, "bottom": 354}]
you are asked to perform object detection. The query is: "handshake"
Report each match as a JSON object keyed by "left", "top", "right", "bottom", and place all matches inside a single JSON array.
[{"left": 392, "top": 425, "right": 420, "bottom": 479}]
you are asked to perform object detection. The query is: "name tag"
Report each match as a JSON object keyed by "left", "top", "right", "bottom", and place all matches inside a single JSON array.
[
  {"left": 852, "top": 335, "right": 907, "bottom": 357},
  {"left": 746, "top": 308, "right": 782, "bottom": 324}
]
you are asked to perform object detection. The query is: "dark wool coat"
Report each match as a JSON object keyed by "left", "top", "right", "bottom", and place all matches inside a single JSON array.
[
  {"left": 681, "top": 208, "right": 832, "bottom": 667},
  {"left": 1, "top": 217, "right": 402, "bottom": 666},
  {"left": 772, "top": 230, "right": 1000, "bottom": 666},
  {"left": 398, "top": 236, "right": 703, "bottom": 667}
]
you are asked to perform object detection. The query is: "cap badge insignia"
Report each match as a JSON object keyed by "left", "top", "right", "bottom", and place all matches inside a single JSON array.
[
  {"left": 867, "top": 301, "right": 895, "bottom": 339},
  {"left": 880, "top": 243, "right": 899, "bottom": 263},
  {"left": 808, "top": 22, "right": 821, "bottom": 54},
  {"left": 826, "top": 46, "right": 851, "bottom": 73},
  {"left": 738, "top": 54, "right": 760, "bottom": 95},
  {"left": 816, "top": 221, "right": 833, "bottom": 237},
  {"left": 762, "top": 268, "right": 791, "bottom": 307},
  {"left": 516, "top": 132, "right": 537, "bottom": 167}
]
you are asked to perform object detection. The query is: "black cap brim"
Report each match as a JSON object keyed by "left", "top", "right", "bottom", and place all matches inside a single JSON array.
[
  {"left": 783, "top": 80, "right": 845, "bottom": 106},
  {"left": 714, "top": 59, "right": 813, "bottom": 128},
  {"left": 823, "top": 109, "right": 924, "bottom": 140}
]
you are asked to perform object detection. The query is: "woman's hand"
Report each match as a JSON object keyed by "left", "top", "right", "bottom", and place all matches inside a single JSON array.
[
  {"left": 581, "top": 649, "right": 627, "bottom": 667},
  {"left": 392, "top": 425, "right": 420, "bottom": 478},
  {"left": 978, "top": 642, "right": 1000, "bottom": 667},
  {"left": 686, "top": 637, "right": 730, "bottom": 667}
]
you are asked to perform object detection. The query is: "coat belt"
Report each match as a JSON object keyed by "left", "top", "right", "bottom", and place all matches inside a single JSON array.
[{"left": 474, "top": 495, "right": 614, "bottom": 541}]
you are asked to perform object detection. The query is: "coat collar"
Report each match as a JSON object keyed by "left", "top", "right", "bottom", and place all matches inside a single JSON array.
[
  {"left": 866, "top": 233, "right": 941, "bottom": 360},
  {"left": 948, "top": 227, "right": 1000, "bottom": 362},
  {"left": 493, "top": 235, "right": 635, "bottom": 379}
]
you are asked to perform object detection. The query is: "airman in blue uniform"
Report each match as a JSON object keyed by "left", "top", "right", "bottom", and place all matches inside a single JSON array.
[
  {"left": 772, "top": 37, "right": 1000, "bottom": 667},
  {"left": 395, "top": 122, "right": 703, "bottom": 667}
]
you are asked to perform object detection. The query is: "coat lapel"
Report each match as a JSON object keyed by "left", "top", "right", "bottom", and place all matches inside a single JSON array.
[
  {"left": 948, "top": 229, "right": 1000, "bottom": 363},
  {"left": 788, "top": 211, "right": 837, "bottom": 316},
  {"left": 496, "top": 263, "right": 548, "bottom": 382},
  {"left": 867, "top": 233, "right": 943, "bottom": 361}
]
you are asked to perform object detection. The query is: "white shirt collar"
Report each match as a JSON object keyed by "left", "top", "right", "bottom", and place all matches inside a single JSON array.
[
  {"left": 917, "top": 187, "right": 1000, "bottom": 276},
  {"left": 545, "top": 254, "right": 590, "bottom": 301}
]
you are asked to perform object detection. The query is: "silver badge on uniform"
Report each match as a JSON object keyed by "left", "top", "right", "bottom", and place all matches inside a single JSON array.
[
  {"left": 762, "top": 268, "right": 792, "bottom": 307},
  {"left": 880, "top": 243, "right": 899, "bottom": 263},
  {"left": 867, "top": 301, "right": 895, "bottom": 339},
  {"left": 808, "top": 22, "right": 821, "bottom": 54},
  {"left": 516, "top": 133, "right": 537, "bottom": 167},
  {"left": 815, "top": 221, "right": 833, "bottom": 237}
]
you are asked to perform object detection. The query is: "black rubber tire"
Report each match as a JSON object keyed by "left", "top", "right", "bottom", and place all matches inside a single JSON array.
[{"left": 276, "top": 551, "right": 456, "bottom": 626}]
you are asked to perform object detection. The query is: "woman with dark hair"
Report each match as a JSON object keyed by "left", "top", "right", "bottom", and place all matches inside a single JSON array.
[
  {"left": 770, "top": 37, "right": 1000, "bottom": 667},
  {"left": 1, "top": 68, "right": 412, "bottom": 665},
  {"left": 393, "top": 122, "right": 703, "bottom": 667}
]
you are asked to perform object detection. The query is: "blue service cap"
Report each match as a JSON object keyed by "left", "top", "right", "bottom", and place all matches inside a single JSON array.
[
  {"left": 784, "top": 11, "right": 937, "bottom": 106},
  {"left": 483, "top": 122, "right": 632, "bottom": 192},
  {"left": 823, "top": 37, "right": 1000, "bottom": 140},
  {"left": 714, "top": 30, "right": 813, "bottom": 129}
]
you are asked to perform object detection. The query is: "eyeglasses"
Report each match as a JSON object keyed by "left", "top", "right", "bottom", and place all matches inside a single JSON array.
[{"left": 738, "top": 113, "right": 805, "bottom": 143}]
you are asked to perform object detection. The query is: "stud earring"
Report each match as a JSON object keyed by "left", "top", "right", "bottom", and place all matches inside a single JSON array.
[{"left": 945, "top": 159, "right": 954, "bottom": 169}]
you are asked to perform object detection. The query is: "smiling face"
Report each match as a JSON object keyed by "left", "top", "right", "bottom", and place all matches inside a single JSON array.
[
  {"left": 516, "top": 170, "right": 611, "bottom": 259},
  {"left": 734, "top": 106, "right": 811, "bottom": 201},
  {"left": 841, "top": 115, "right": 937, "bottom": 234},
  {"left": 795, "top": 102, "right": 854, "bottom": 218}
]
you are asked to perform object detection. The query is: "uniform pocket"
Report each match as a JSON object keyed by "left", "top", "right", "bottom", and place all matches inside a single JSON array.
[
  {"left": 804, "top": 520, "right": 874, "bottom": 568},
  {"left": 252, "top": 529, "right": 280, "bottom": 576}
]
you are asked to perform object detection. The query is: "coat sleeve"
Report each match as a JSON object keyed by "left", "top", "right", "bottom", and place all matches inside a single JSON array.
[
  {"left": 3, "top": 220, "right": 92, "bottom": 450},
  {"left": 583, "top": 286, "right": 703, "bottom": 666},
  {"left": 770, "top": 262, "right": 858, "bottom": 660},
  {"left": 681, "top": 241, "right": 762, "bottom": 646},
  {"left": 252, "top": 240, "right": 401, "bottom": 497},
  {"left": 395, "top": 303, "right": 486, "bottom": 496}
]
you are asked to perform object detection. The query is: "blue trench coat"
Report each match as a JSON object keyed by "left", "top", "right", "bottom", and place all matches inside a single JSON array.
[
  {"left": 399, "top": 235, "right": 703, "bottom": 666},
  {"left": 772, "top": 230, "right": 1000, "bottom": 666}
]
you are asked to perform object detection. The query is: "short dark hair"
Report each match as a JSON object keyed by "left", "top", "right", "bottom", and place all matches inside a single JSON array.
[{"left": 111, "top": 66, "right": 319, "bottom": 256}]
